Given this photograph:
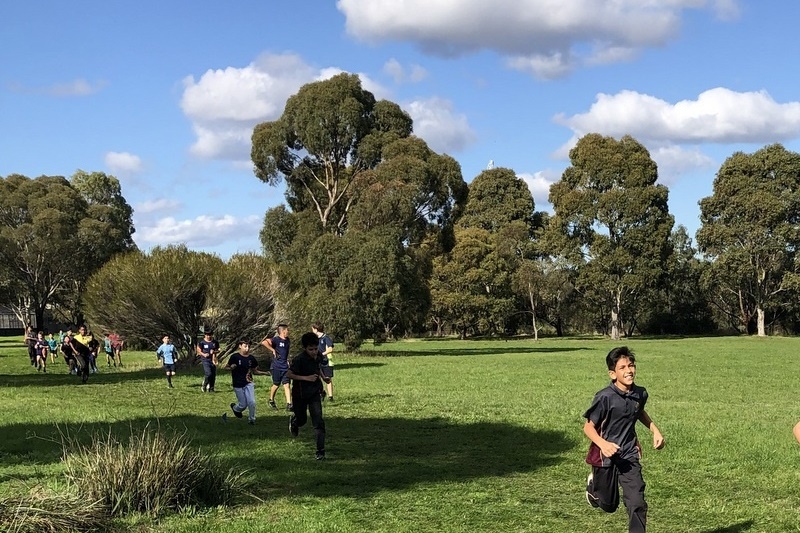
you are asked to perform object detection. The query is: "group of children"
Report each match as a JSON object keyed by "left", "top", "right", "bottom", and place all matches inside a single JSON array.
[
  {"left": 155, "top": 322, "right": 335, "bottom": 460},
  {"left": 24, "top": 325, "right": 124, "bottom": 383}
]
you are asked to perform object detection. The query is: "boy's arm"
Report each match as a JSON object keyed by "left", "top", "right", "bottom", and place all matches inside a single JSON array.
[
  {"left": 583, "top": 420, "right": 621, "bottom": 458},
  {"left": 638, "top": 409, "right": 665, "bottom": 449}
]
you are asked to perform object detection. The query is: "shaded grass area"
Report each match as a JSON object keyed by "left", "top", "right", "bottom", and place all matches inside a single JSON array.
[{"left": 0, "top": 334, "right": 799, "bottom": 532}]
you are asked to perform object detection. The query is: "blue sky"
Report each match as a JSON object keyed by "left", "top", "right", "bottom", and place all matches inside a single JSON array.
[{"left": 3, "top": 1, "right": 800, "bottom": 257}]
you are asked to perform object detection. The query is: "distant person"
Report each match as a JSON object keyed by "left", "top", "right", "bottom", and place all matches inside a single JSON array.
[
  {"left": 24, "top": 326, "right": 37, "bottom": 366},
  {"left": 223, "top": 340, "right": 268, "bottom": 425},
  {"left": 287, "top": 332, "right": 330, "bottom": 460},
  {"left": 196, "top": 328, "right": 219, "bottom": 392},
  {"left": 261, "top": 324, "right": 291, "bottom": 411},
  {"left": 61, "top": 327, "right": 77, "bottom": 373},
  {"left": 312, "top": 322, "right": 335, "bottom": 402},
  {"left": 46, "top": 332, "right": 58, "bottom": 365},
  {"left": 33, "top": 331, "right": 48, "bottom": 373},
  {"left": 583, "top": 346, "right": 664, "bottom": 533},
  {"left": 69, "top": 325, "right": 94, "bottom": 384},
  {"left": 156, "top": 335, "right": 178, "bottom": 389},
  {"left": 103, "top": 333, "right": 115, "bottom": 367},
  {"left": 108, "top": 331, "right": 124, "bottom": 367},
  {"left": 87, "top": 334, "right": 100, "bottom": 374}
]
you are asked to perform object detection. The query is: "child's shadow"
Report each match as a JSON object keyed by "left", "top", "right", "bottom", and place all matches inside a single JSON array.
[{"left": 701, "top": 520, "right": 754, "bottom": 533}]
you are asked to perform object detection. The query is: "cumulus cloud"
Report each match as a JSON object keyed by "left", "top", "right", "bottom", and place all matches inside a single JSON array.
[
  {"left": 337, "top": 0, "right": 739, "bottom": 78},
  {"left": 8, "top": 78, "right": 108, "bottom": 97},
  {"left": 649, "top": 145, "right": 716, "bottom": 185},
  {"left": 137, "top": 214, "right": 261, "bottom": 248},
  {"left": 383, "top": 58, "right": 428, "bottom": 83},
  {"left": 554, "top": 88, "right": 800, "bottom": 162},
  {"left": 135, "top": 198, "right": 182, "bottom": 214},
  {"left": 105, "top": 151, "right": 143, "bottom": 176},
  {"left": 405, "top": 97, "right": 477, "bottom": 153},
  {"left": 518, "top": 170, "right": 558, "bottom": 209}
]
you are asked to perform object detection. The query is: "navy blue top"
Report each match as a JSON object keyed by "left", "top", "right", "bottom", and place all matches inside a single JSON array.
[
  {"left": 318, "top": 334, "right": 333, "bottom": 366},
  {"left": 198, "top": 339, "right": 219, "bottom": 360},
  {"left": 583, "top": 382, "right": 648, "bottom": 466},
  {"left": 269, "top": 336, "right": 290, "bottom": 369},
  {"left": 229, "top": 353, "right": 259, "bottom": 388}
]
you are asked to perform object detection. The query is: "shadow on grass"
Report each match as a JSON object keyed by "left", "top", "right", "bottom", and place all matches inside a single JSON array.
[
  {"left": 334, "top": 362, "right": 386, "bottom": 371},
  {"left": 700, "top": 520, "right": 754, "bottom": 533},
  {"left": 0, "top": 367, "right": 197, "bottom": 388},
  {"left": 363, "top": 346, "right": 591, "bottom": 357},
  {"left": 0, "top": 414, "right": 572, "bottom": 500}
]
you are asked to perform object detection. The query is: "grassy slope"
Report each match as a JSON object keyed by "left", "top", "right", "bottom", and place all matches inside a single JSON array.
[{"left": 0, "top": 335, "right": 798, "bottom": 532}]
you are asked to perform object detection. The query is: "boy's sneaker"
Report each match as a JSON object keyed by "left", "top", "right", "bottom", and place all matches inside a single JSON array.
[
  {"left": 286, "top": 403, "right": 293, "bottom": 412},
  {"left": 201, "top": 384, "right": 207, "bottom": 392},
  {"left": 230, "top": 403, "right": 243, "bottom": 418},
  {"left": 328, "top": 397, "right": 334, "bottom": 402},
  {"left": 248, "top": 419, "right": 255, "bottom": 425},
  {"left": 315, "top": 452, "right": 325, "bottom": 460},
  {"left": 586, "top": 473, "right": 600, "bottom": 508},
  {"left": 289, "top": 417, "right": 299, "bottom": 437},
  {"left": 268, "top": 400, "right": 278, "bottom": 411}
]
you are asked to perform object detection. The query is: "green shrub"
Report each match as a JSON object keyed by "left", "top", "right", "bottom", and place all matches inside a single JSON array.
[
  {"left": 62, "top": 427, "right": 244, "bottom": 516},
  {"left": 0, "top": 491, "right": 110, "bottom": 533}
]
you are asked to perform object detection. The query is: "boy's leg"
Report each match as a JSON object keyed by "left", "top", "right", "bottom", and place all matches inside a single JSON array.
[
  {"left": 244, "top": 383, "right": 256, "bottom": 422},
  {"left": 208, "top": 364, "right": 217, "bottom": 391},
  {"left": 282, "top": 382, "right": 292, "bottom": 410},
  {"left": 617, "top": 459, "right": 647, "bottom": 533},
  {"left": 202, "top": 361, "right": 212, "bottom": 391},
  {"left": 589, "top": 465, "right": 620, "bottom": 513},
  {"left": 233, "top": 386, "right": 247, "bottom": 413},
  {"left": 308, "top": 396, "right": 326, "bottom": 457},
  {"left": 290, "top": 395, "right": 308, "bottom": 430}
]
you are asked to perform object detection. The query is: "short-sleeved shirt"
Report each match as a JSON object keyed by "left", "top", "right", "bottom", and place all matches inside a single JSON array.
[
  {"left": 25, "top": 331, "right": 36, "bottom": 347},
  {"left": 229, "top": 353, "right": 259, "bottom": 388},
  {"left": 47, "top": 338, "right": 58, "bottom": 352},
  {"left": 269, "top": 336, "right": 290, "bottom": 370},
  {"left": 61, "top": 335, "right": 74, "bottom": 356},
  {"left": 157, "top": 343, "right": 177, "bottom": 365},
  {"left": 289, "top": 351, "right": 323, "bottom": 398},
  {"left": 72, "top": 334, "right": 93, "bottom": 356},
  {"left": 318, "top": 334, "right": 334, "bottom": 367},
  {"left": 108, "top": 333, "right": 122, "bottom": 348},
  {"left": 34, "top": 339, "right": 48, "bottom": 356},
  {"left": 583, "top": 382, "right": 648, "bottom": 466},
  {"left": 198, "top": 339, "right": 219, "bottom": 361},
  {"left": 104, "top": 338, "right": 112, "bottom": 352}
]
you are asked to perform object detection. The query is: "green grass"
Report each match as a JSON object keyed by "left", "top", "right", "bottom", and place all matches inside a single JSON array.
[{"left": 1, "top": 334, "right": 799, "bottom": 532}]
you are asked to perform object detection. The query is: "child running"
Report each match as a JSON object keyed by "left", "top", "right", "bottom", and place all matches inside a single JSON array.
[
  {"left": 223, "top": 340, "right": 268, "bottom": 425},
  {"left": 583, "top": 346, "right": 664, "bottom": 533},
  {"left": 46, "top": 332, "right": 58, "bottom": 365},
  {"left": 287, "top": 332, "right": 330, "bottom": 460},
  {"left": 261, "top": 324, "right": 292, "bottom": 411},
  {"left": 34, "top": 331, "right": 48, "bottom": 373},
  {"left": 156, "top": 335, "right": 178, "bottom": 388}
]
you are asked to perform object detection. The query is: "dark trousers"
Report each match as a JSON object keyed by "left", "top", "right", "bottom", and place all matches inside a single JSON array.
[
  {"left": 74, "top": 352, "right": 90, "bottom": 383},
  {"left": 202, "top": 360, "right": 217, "bottom": 390},
  {"left": 290, "top": 393, "right": 325, "bottom": 453},
  {"left": 591, "top": 458, "right": 647, "bottom": 533}
]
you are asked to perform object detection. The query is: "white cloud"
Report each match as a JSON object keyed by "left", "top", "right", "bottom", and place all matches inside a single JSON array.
[
  {"left": 337, "top": 0, "right": 739, "bottom": 78},
  {"left": 383, "top": 58, "right": 428, "bottom": 83},
  {"left": 555, "top": 87, "right": 800, "bottom": 147},
  {"left": 105, "top": 151, "right": 143, "bottom": 176},
  {"left": 518, "top": 170, "right": 558, "bottom": 209},
  {"left": 138, "top": 214, "right": 260, "bottom": 248},
  {"left": 135, "top": 198, "right": 182, "bottom": 214},
  {"left": 8, "top": 78, "right": 108, "bottom": 97},
  {"left": 650, "top": 145, "right": 716, "bottom": 185},
  {"left": 405, "top": 97, "right": 476, "bottom": 154}
]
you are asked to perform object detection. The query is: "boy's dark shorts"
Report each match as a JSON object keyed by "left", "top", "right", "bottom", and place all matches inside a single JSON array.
[
  {"left": 271, "top": 367, "right": 290, "bottom": 386},
  {"left": 163, "top": 363, "right": 176, "bottom": 372},
  {"left": 320, "top": 366, "right": 334, "bottom": 379}
]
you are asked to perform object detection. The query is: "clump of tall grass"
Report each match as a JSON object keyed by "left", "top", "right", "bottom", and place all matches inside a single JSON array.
[
  {"left": 0, "top": 490, "right": 110, "bottom": 532},
  {"left": 62, "top": 426, "right": 244, "bottom": 516}
]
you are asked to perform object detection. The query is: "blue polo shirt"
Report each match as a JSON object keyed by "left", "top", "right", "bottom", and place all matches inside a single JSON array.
[{"left": 269, "top": 336, "right": 290, "bottom": 370}]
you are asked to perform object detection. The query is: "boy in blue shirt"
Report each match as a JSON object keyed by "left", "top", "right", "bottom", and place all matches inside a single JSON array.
[
  {"left": 46, "top": 332, "right": 58, "bottom": 365},
  {"left": 583, "top": 346, "right": 664, "bottom": 533},
  {"left": 224, "top": 340, "right": 268, "bottom": 425},
  {"left": 196, "top": 328, "right": 219, "bottom": 392},
  {"left": 313, "top": 322, "right": 335, "bottom": 401},
  {"left": 156, "top": 335, "right": 178, "bottom": 388},
  {"left": 261, "top": 324, "right": 292, "bottom": 411}
]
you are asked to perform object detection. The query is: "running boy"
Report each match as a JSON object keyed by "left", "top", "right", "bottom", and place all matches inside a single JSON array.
[
  {"left": 312, "top": 322, "right": 335, "bottom": 401},
  {"left": 196, "top": 328, "right": 219, "bottom": 392},
  {"left": 261, "top": 324, "right": 291, "bottom": 411},
  {"left": 287, "top": 332, "right": 330, "bottom": 460},
  {"left": 46, "top": 332, "right": 58, "bottom": 365},
  {"left": 224, "top": 340, "right": 268, "bottom": 425},
  {"left": 103, "top": 333, "right": 114, "bottom": 367},
  {"left": 34, "top": 331, "right": 48, "bottom": 373},
  {"left": 156, "top": 335, "right": 178, "bottom": 388},
  {"left": 583, "top": 346, "right": 664, "bottom": 533}
]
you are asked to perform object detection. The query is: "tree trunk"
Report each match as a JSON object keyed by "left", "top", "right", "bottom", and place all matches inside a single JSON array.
[
  {"left": 756, "top": 306, "right": 766, "bottom": 336},
  {"left": 610, "top": 289, "right": 621, "bottom": 340}
]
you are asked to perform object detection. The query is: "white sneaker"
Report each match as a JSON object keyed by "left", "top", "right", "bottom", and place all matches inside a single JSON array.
[{"left": 586, "top": 473, "right": 600, "bottom": 508}]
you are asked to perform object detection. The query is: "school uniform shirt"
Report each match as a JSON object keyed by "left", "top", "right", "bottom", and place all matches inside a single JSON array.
[
  {"left": 318, "top": 334, "right": 334, "bottom": 367},
  {"left": 72, "top": 334, "right": 93, "bottom": 355},
  {"left": 47, "top": 338, "right": 58, "bottom": 352},
  {"left": 229, "top": 353, "right": 259, "bottom": 388},
  {"left": 289, "top": 352, "right": 324, "bottom": 399},
  {"left": 34, "top": 340, "right": 48, "bottom": 356},
  {"left": 198, "top": 339, "right": 219, "bottom": 361},
  {"left": 583, "top": 382, "right": 648, "bottom": 467},
  {"left": 157, "top": 343, "right": 177, "bottom": 365},
  {"left": 269, "top": 336, "right": 290, "bottom": 370}
]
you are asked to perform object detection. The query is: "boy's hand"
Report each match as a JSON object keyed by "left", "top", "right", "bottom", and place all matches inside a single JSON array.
[
  {"left": 599, "top": 440, "right": 620, "bottom": 458},
  {"left": 653, "top": 430, "right": 665, "bottom": 450}
]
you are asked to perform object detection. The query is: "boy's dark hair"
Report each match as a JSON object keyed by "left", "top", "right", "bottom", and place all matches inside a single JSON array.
[
  {"left": 277, "top": 323, "right": 289, "bottom": 332},
  {"left": 301, "top": 332, "right": 318, "bottom": 348},
  {"left": 312, "top": 322, "right": 325, "bottom": 333},
  {"left": 606, "top": 346, "right": 635, "bottom": 371}
]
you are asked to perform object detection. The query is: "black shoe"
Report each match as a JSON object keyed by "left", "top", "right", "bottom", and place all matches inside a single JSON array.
[
  {"left": 289, "top": 417, "right": 298, "bottom": 437},
  {"left": 586, "top": 473, "right": 600, "bottom": 508},
  {"left": 248, "top": 419, "right": 255, "bottom": 425},
  {"left": 328, "top": 397, "right": 334, "bottom": 402},
  {"left": 286, "top": 403, "right": 293, "bottom": 412},
  {"left": 315, "top": 452, "right": 325, "bottom": 460},
  {"left": 268, "top": 400, "right": 278, "bottom": 411},
  {"left": 230, "top": 403, "right": 243, "bottom": 419}
]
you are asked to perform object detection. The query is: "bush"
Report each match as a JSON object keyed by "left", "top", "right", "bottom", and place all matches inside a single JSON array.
[
  {"left": 62, "top": 427, "right": 244, "bottom": 516},
  {"left": 0, "top": 491, "right": 110, "bottom": 533}
]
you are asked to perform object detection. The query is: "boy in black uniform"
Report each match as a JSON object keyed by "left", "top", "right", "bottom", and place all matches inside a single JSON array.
[
  {"left": 287, "top": 332, "right": 330, "bottom": 460},
  {"left": 583, "top": 346, "right": 664, "bottom": 533}
]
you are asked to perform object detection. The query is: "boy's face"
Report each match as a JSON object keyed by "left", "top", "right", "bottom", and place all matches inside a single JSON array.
[
  {"left": 239, "top": 342, "right": 250, "bottom": 354},
  {"left": 304, "top": 344, "right": 319, "bottom": 358},
  {"left": 278, "top": 327, "right": 288, "bottom": 338},
  {"left": 163, "top": 336, "right": 170, "bottom": 344},
  {"left": 609, "top": 357, "right": 636, "bottom": 388}
]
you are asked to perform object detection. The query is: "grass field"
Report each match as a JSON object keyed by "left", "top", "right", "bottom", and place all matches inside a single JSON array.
[{"left": 1, "top": 335, "right": 799, "bottom": 532}]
